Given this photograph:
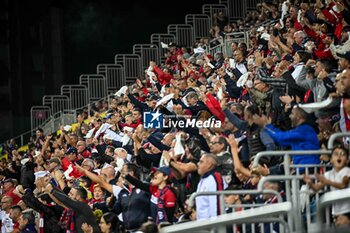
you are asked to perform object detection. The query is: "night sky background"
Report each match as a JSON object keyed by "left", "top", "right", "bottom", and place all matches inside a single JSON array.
[
  {"left": 59, "top": 0, "right": 213, "bottom": 84},
  {"left": 2, "top": 0, "right": 215, "bottom": 142}
]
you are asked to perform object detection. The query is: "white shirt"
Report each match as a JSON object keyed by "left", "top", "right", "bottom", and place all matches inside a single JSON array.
[
  {"left": 0, "top": 211, "right": 13, "bottom": 233},
  {"left": 292, "top": 63, "right": 304, "bottom": 80},
  {"left": 324, "top": 166, "right": 350, "bottom": 215},
  {"left": 229, "top": 58, "right": 248, "bottom": 75},
  {"left": 196, "top": 173, "right": 227, "bottom": 220}
]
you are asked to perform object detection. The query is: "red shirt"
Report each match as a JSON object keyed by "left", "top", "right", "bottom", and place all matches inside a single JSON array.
[
  {"left": 3, "top": 188, "right": 21, "bottom": 205},
  {"left": 149, "top": 185, "right": 176, "bottom": 208}
]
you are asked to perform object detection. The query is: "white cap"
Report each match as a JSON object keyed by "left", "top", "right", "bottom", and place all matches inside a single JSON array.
[{"left": 34, "top": 171, "right": 49, "bottom": 180}]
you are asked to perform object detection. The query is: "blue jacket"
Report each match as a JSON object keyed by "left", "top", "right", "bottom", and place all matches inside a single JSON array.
[{"left": 265, "top": 123, "right": 320, "bottom": 165}]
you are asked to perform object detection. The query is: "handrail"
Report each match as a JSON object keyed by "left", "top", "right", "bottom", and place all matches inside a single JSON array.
[
  {"left": 252, "top": 150, "right": 331, "bottom": 168},
  {"left": 315, "top": 188, "right": 350, "bottom": 232},
  {"left": 327, "top": 132, "right": 350, "bottom": 149},
  {"left": 160, "top": 202, "right": 292, "bottom": 233},
  {"left": 189, "top": 189, "right": 282, "bottom": 207}
]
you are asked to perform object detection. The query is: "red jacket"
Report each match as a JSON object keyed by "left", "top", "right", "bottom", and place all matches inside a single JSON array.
[
  {"left": 61, "top": 157, "right": 84, "bottom": 178},
  {"left": 153, "top": 66, "right": 173, "bottom": 85}
]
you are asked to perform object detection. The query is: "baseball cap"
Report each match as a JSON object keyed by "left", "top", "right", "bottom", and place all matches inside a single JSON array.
[
  {"left": 34, "top": 171, "right": 49, "bottom": 181},
  {"left": 65, "top": 147, "right": 77, "bottom": 155},
  {"left": 337, "top": 51, "right": 350, "bottom": 61},
  {"left": 152, "top": 166, "right": 171, "bottom": 176}
]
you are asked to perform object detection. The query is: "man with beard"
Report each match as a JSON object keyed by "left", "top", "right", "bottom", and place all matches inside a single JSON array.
[{"left": 256, "top": 107, "right": 320, "bottom": 171}]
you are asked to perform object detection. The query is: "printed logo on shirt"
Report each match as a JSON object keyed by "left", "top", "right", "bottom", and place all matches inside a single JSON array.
[{"left": 144, "top": 110, "right": 221, "bottom": 129}]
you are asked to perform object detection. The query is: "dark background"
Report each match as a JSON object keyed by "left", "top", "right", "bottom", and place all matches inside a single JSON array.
[{"left": 0, "top": 0, "right": 214, "bottom": 143}]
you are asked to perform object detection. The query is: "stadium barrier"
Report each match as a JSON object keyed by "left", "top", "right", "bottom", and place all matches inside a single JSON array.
[
  {"left": 167, "top": 24, "right": 195, "bottom": 48},
  {"left": 115, "top": 54, "right": 142, "bottom": 85},
  {"left": 327, "top": 132, "right": 350, "bottom": 150},
  {"left": 202, "top": 4, "right": 229, "bottom": 24},
  {"left": 160, "top": 202, "right": 292, "bottom": 233},
  {"left": 97, "top": 64, "right": 126, "bottom": 94},
  {"left": 150, "top": 33, "right": 176, "bottom": 63},
  {"left": 185, "top": 14, "right": 211, "bottom": 41},
  {"left": 79, "top": 74, "right": 107, "bottom": 102},
  {"left": 42, "top": 95, "right": 70, "bottom": 115},
  {"left": 30, "top": 106, "right": 51, "bottom": 133},
  {"left": 188, "top": 189, "right": 286, "bottom": 233},
  {"left": 133, "top": 44, "right": 160, "bottom": 71},
  {"left": 61, "top": 85, "right": 89, "bottom": 110},
  {"left": 314, "top": 188, "right": 350, "bottom": 233},
  {"left": 220, "top": 0, "right": 248, "bottom": 21},
  {"left": 253, "top": 150, "right": 333, "bottom": 232}
]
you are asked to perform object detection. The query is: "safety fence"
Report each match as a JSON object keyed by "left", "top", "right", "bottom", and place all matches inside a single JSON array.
[
  {"left": 202, "top": 4, "right": 229, "bottom": 22},
  {"left": 167, "top": 24, "right": 195, "bottom": 48},
  {"left": 161, "top": 202, "right": 292, "bottom": 233},
  {"left": 314, "top": 188, "right": 350, "bottom": 233},
  {"left": 61, "top": 85, "right": 89, "bottom": 110},
  {"left": 208, "top": 31, "right": 248, "bottom": 56},
  {"left": 150, "top": 33, "right": 176, "bottom": 64},
  {"left": 247, "top": 0, "right": 263, "bottom": 10},
  {"left": 40, "top": 110, "right": 77, "bottom": 135},
  {"left": 133, "top": 44, "right": 160, "bottom": 71},
  {"left": 79, "top": 74, "right": 107, "bottom": 102},
  {"left": 97, "top": 64, "right": 125, "bottom": 94},
  {"left": 42, "top": 95, "right": 70, "bottom": 115},
  {"left": 188, "top": 189, "right": 287, "bottom": 233},
  {"left": 220, "top": 0, "right": 247, "bottom": 20},
  {"left": 115, "top": 54, "right": 142, "bottom": 85},
  {"left": 185, "top": 14, "right": 211, "bottom": 41},
  {"left": 30, "top": 106, "right": 51, "bottom": 133}
]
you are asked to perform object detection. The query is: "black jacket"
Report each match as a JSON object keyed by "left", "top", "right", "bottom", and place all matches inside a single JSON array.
[
  {"left": 22, "top": 190, "right": 64, "bottom": 233},
  {"left": 112, "top": 184, "right": 151, "bottom": 230},
  {"left": 51, "top": 186, "right": 101, "bottom": 233},
  {"left": 20, "top": 162, "right": 35, "bottom": 190}
]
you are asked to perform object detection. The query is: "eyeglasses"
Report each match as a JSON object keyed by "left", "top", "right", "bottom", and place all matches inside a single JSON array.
[{"left": 210, "top": 141, "right": 220, "bottom": 145}]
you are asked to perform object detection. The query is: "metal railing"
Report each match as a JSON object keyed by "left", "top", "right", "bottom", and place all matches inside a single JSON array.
[
  {"left": 115, "top": 54, "right": 142, "bottom": 85},
  {"left": 30, "top": 106, "right": 51, "bottom": 133},
  {"left": 79, "top": 74, "right": 107, "bottom": 102},
  {"left": 150, "top": 33, "right": 176, "bottom": 64},
  {"left": 42, "top": 95, "right": 70, "bottom": 115},
  {"left": 202, "top": 4, "right": 229, "bottom": 22},
  {"left": 97, "top": 64, "right": 125, "bottom": 94},
  {"left": 167, "top": 24, "right": 195, "bottom": 47},
  {"left": 185, "top": 14, "right": 211, "bottom": 41},
  {"left": 220, "top": 0, "right": 248, "bottom": 20},
  {"left": 160, "top": 202, "right": 292, "bottom": 233},
  {"left": 61, "top": 84, "right": 89, "bottom": 110},
  {"left": 314, "top": 188, "right": 350, "bottom": 233},
  {"left": 133, "top": 44, "right": 160, "bottom": 71},
  {"left": 327, "top": 132, "right": 350, "bottom": 149}
]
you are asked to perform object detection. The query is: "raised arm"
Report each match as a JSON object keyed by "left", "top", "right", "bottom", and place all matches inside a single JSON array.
[
  {"left": 75, "top": 163, "right": 113, "bottom": 194},
  {"left": 227, "top": 135, "right": 251, "bottom": 178}
]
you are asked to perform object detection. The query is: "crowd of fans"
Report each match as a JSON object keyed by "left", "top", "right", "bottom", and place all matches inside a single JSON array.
[{"left": 1, "top": 0, "right": 350, "bottom": 232}]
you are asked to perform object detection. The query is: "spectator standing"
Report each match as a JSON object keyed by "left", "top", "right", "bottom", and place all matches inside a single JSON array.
[{"left": 196, "top": 153, "right": 225, "bottom": 220}]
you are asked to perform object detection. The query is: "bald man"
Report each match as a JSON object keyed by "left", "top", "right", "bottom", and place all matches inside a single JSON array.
[{"left": 196, "top": 153, "right": 225, "bottom": 220}]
